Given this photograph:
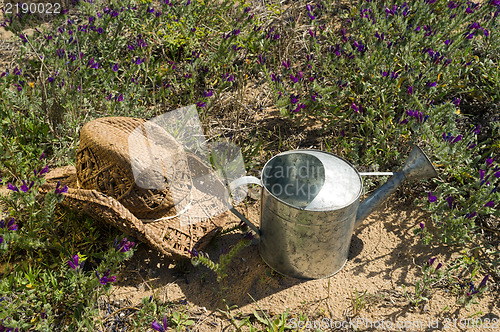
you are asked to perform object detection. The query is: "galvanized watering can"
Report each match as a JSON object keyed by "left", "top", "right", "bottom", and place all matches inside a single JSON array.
[{"left": 229, "top": 146, "right": 438, "bottom": 279}]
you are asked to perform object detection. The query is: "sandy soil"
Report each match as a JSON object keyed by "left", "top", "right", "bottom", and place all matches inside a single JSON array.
[{"left": 110, "top": 197, "right": 500, "bottom": 331}]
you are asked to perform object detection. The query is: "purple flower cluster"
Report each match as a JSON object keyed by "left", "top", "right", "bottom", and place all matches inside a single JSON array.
[
  {"left": 427, "top": 257, "right": 443, "bottom": 271},
  {"left": 405, "top": 109, "right": 429, "bottom": 123},
  {"left": 7, "top": 180, "right": 34, "bottom": 193},
  {"left": 0, "top": 218, "right": 18, "bottom": 248},
  {"left": 55, "top": 181, "right": 68, "bottom": 195},
  {"left": 465, "top": 275, "right": 490, "bottom": 297},
  {"left": 87, "top": 57, "right": 100, "bottom": 69},
  {"left": 306, "top": 4, "right": 315, "bottom": 20},
  {"left": 223, "top": 73, "right": 234, "bottom": 82},
  {"left": 96, "top": 269, "right": 117, "bottom": 285},
  {"left": 0, "top": 218, "right": 18, "bottom": 232},
  {"left": 114, "top": 237, "right": 135, "bottom": 252},
  {"left": 351, "top": 103, "right": 362, "bottom": 113},
  {"left": 442, "top": 132, "right": 462, "bottom": 144},
  {"left": 263, "top": 27, "right": 280, "bottom": 40}
]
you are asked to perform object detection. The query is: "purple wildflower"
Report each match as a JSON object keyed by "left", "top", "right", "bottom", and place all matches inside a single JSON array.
[
  {"left": 426, "top": 81, "right": 437, "bottom": 88},
  {"left": 406, "top": 110, "right": 428, "bottom": 123},
  {"left": 243, "top": 232, "right": 254, "bottom": 240},
  {"left": 203, "top": 90, "right": 213, "bottom": 97},
  {"left": 446, "top": 196, "right": 453, "bottom": 209},
  {"left": 20, "top": 33, "right": 28, "bottom": 43},
  {"left": 67, "top": 254, "right": 79, "bottom": 270},
  {"left": 151, "top": 316, "right": 168, "bottom": 332},
  {"left": 408, "top": 86, "right": 414, "bottom": 95},
  {"left": 290, "top": 74, "right": 298, "bottom": 83},
  {"left": 485, "top": 201, "right": 495, "bottom": 207},
  {"left": 196, "top": 101, "right": 206, "bottom": 108},
  {"left": 257, "top": 54, "right": 265, "bottom": 65},
  {"left": 468, "top": 22, "right": 479, "bottom": 30},
  {"left": 428, "top": 257, "right": 437, "bottom": 266},
  {"left": 465, "top": 211, "right": 478, "bottom": 219},
  {"left": 0, "top": 236, "right": 3, "bottom": 245},
  {"left": 473, "top": 125, "right": 481, "bottom": 135},
  {"left": 20, "top": 180, "right": 34, "bottom": 193},
  {"left": 97, "top": 269, "right": 116, "bottom": 285},
  {"left": 293, "top": 103, "right": 305, "bottom": 113},
  {"left": 435, "top": 263, "right": 443, "bottom": 270},
  {"left": 115, "top": 238, "right": 135, "bottom": 252},
  {"left": 479, "top": 275, "right": 489, "bottom": 288},
  {"left": 112, "top": 64, "right": 119, "bottom": 72},
  {"left": 282, "top": 59, "right": 291, "bottom": 70},
  {"left": 187, "top": 248, "right": 199, "bottom": 258},
  {"left": 135, "top": 57, "right": 145, "bottom": 65},
  {"left": 55, "top": 181, "right": 68, "bottom": 194},
  {"left": 443, "top": 132, "right": 461, "bottom": 143},
  {"left": 351, "top": 103, "right": 360, "bottom": 113},
  {"left": 419, "top": 222, "right": 425, "bottom": 230},
  {"left": 0, "top": 218, "right": 18, "bottom": 231},
  {"left": 428, "top": 191, "right": 437, "bottom": 203},
  {"left": 7, "top": 183, "right": 19, "bottom": 192}
]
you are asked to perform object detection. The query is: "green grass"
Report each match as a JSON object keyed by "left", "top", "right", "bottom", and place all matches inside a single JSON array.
[{"left": 0, "top": 0, "right": 499, "bottom": 330}]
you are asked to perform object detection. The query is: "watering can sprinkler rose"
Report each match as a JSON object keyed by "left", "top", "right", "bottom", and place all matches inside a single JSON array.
[{"left": 229, "top": 147, "right": 438, "bottom": 279}]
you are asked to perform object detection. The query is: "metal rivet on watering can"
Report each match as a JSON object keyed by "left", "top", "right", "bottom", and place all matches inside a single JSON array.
[{"left": 229, "top": 145, "right": 438, "bottom": 279}]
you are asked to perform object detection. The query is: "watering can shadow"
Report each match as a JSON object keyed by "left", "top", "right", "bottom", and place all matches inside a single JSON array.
[{"left": 229, "top": 145, "right": 438, "bottom": 280}]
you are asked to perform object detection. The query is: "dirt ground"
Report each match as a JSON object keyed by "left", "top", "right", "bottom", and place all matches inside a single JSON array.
[
  {"left": 1, "top": 4, "right": 499, "bottom": 332},
  {"left": 109, "top": 197, "right": 500, "bottom": 331}
]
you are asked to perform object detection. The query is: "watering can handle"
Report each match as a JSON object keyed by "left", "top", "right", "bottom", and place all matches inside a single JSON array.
[{"left": 228, "top": 176, "right": 262, "bottom": 235}]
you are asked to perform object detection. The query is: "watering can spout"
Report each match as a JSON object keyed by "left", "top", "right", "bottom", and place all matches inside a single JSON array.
[{"left": 354, "top": 146, "right": 438, "bottom": 229}]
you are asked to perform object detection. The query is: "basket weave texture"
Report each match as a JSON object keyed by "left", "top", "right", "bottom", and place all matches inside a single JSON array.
[{"left": 41, "top": 117, "right": 229, "bottom": 259}]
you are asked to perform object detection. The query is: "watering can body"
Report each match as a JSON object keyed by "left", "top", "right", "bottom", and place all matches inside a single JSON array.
[{"left": 230, "top": 146, "right": 437, "bottom": 279}]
